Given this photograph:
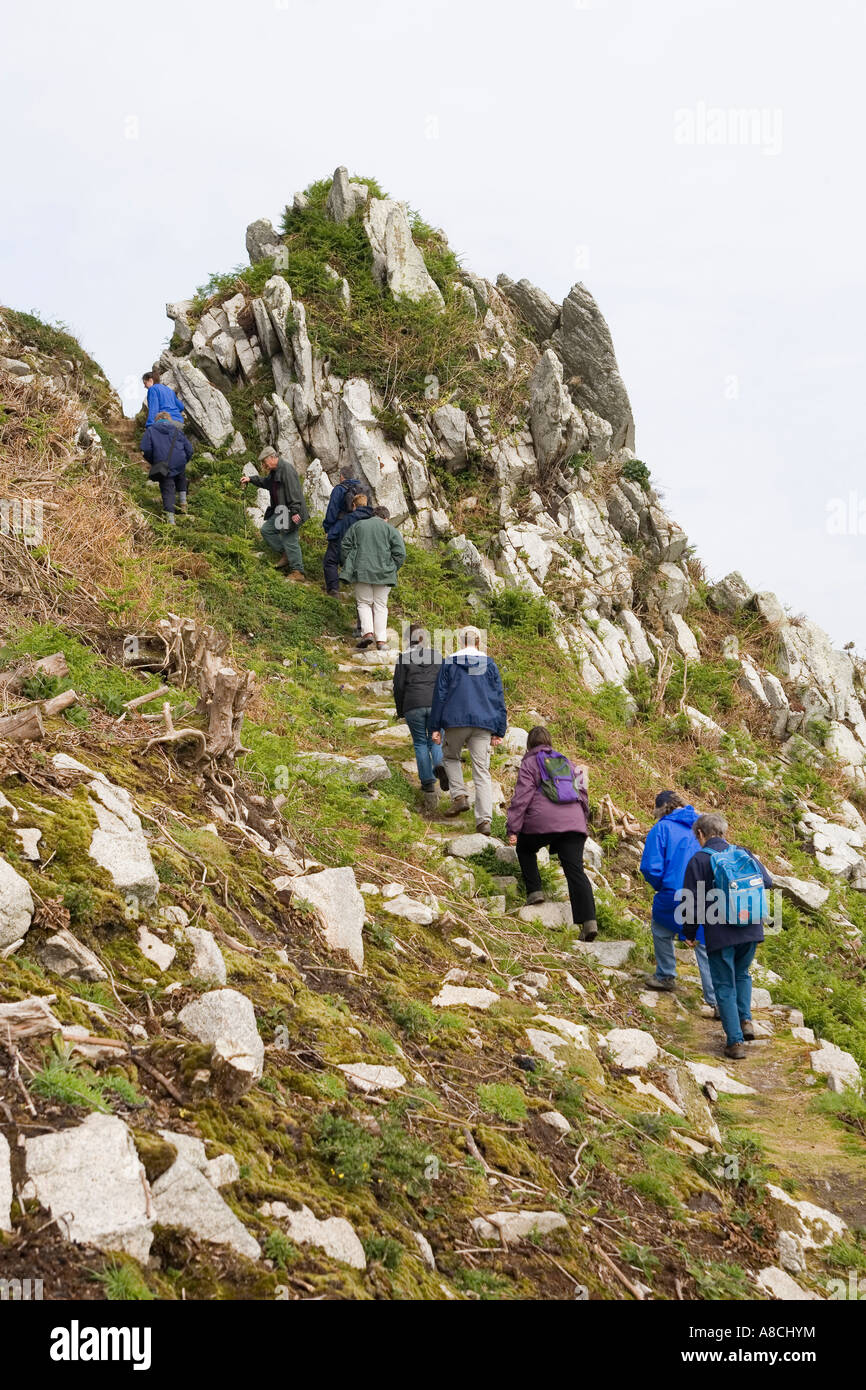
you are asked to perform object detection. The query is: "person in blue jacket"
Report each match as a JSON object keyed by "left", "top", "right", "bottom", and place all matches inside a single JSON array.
[
  {"left": 322, "top": 465, "right": 363, "bottom": 594},
  {"left": 639, "top": 790, "right": 717, "bottom": 1010},
  {"left": 140, "top": 412, "right": 193, "bottom": 523},
  {"left": 430, "top": 628, "right": 507, "bottom": 836},
  {"left": 143, "top": 370, "right": 185, "bottom": 426}
]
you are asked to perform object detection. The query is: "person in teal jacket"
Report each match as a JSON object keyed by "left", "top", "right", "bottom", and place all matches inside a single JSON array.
[
  {"left": 639, "top": 790, "right": 717, "bottom": 1010},
  {"left": 339, "top": 506, "right": 406, "bottom": 649}
]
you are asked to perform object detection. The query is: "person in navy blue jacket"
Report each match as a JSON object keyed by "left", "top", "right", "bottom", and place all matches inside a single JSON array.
[
  {"left": 639, "top": 790, "right": 717, "bottom": 1011},
  {"left": 322, "top": 466, "right": 363, "bottom": 593},
  {"left": 680, "top": 812, "right": 773, "bottom": 1059},
  {"left": 140, "top": 412, "right": 193, "bottom": 523},
  {"left": 143, "top": 371, "right": 185, "bottom": 427},
  {"left": 430, "top": 628, "right": 507, "bottom": 836}
]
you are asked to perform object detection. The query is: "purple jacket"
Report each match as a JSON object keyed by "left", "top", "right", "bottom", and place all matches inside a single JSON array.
[{"left": 506, "top": 746, "right": 589, "bottom": 836}]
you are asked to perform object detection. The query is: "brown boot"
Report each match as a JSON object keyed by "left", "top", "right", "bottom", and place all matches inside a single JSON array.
[
  {"left": 288, "top": 570, "right": 306, "bottom": 581},
  {"left": 724, "top": 1042, "right": 747, "bottom": 1060},
  {"left": 274, "top": 555, "right": 289, "bottom": 570},
  {"left": 443, "top": 795, "right": 470, "bottom": 818},
  {"left": 476, "top": 820, "right": 492, "bottom": 836}
]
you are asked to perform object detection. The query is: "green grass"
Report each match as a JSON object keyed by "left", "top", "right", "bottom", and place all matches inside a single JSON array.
[
  {"left": 91, "top": 1259, "right": 155, "bottom": 1301},
  {"left": 477, "top": 1082, "right": 528, "bottom": 1123}
]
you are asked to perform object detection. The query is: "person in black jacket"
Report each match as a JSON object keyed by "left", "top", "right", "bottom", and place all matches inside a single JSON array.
[
  {"left": 679, "top": 812, "right": 773, "bottom": 1060},
  {"left": 139, "top": 412, "right": 193, "bottom": 524},
  {"left": 393, "top": 624, "right": 446, "bottom": 812}
]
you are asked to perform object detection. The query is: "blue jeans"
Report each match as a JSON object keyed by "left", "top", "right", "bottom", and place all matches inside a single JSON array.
[
  {"left": 707, "top": 942, "right": 757, "bottom": 1046},
  {"left": 404, "top": 706, "right": 443, "bottom": 788},
  {"left": 651, "top": 920, "right": 717, "bottom": 1008}
]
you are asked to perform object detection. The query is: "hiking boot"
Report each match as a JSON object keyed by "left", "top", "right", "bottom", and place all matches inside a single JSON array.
[
  {"left": 288, "top": 571, "right": 306, "bottom": 581},
  {"left": 163, "top": 512, "right": 176, "bottom": 526},
  {"left": 724, "top": 1042, "right": 747, "bottom": 1060},
  {"left": 376, "top": 641, "right": 389, "bottom": 651},
  {"left": 326, "top": 587, "right": 340, "bottom": 597},
  {"left": 443, "top": 795, "right": 470, "bottom": 818},
  {"left": 644, "top": 974, "right": 676, "bottom": 992},
  {"left": 435, "top": 764, "right": 449, "bottom": 792},
  {"left": 741, "top": 1020, "right": 756, "bottom": 1041},
  {"left": 421, "top": 788, "right": 439, "bottom": 816},
  {"left": 274, "top": 555, "right": 290, "bottom": 570},
  {"left": 712, "top": 1007, "right": 722, "bottom": 1020},
  {"left": 356, "top": 634, "right": 375, "bottom": 649},
  {"left": 476, "top": 820, "right": 492, "bottom": 837},
  {"left": 579, "top": 920, "right": 598, "bottom": 943},
  {"left": 526, "top": 891, "right": 545, "bottom": 906}
]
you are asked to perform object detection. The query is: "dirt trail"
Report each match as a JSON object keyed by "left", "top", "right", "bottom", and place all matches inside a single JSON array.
[{"left": 650, "top": 974, "right": 866, "bottom": 1229}]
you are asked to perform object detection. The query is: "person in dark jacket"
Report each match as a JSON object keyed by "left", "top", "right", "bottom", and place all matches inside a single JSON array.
[
  {"left": 639, "top": 791, "right": 717, "bottom": 1011},
  {"left": 506, "top": 727, "right": 597, "bottom": 941},
  {"left": 139, "top": 412, "right": 194, "bottom": 523},
  {"left": 143, "top": 371, "right": 185, "bottom": 426},
  {"left": 680, "top": 812, "right": 773, "bottom": 1059},
  {"left": 393, "top": 625, "right": 446, "bottom": 812},
  {"left": 322, "top": 466, "right": 363, "bottom": 594},
  {"left": 339, "top": 506, "right": 406, "bottom": 648},
  {"left": 241, "top": 446, "right": 309, "bottom": 577},
  {"left": 430, "top": 628, "right": 506, "bottom": 836}
]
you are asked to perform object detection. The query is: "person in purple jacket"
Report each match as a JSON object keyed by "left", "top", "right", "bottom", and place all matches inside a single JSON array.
[{"left": 506, "top": 726, "right": 598, "bottom": 942}]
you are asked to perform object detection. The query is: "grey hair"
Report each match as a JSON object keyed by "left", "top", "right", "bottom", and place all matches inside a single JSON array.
[{"left": 695, "top": 812, "right": 728, "bottom": 840}]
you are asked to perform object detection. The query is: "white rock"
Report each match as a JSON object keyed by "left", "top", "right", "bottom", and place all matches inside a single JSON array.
[
  {"left": 262, "top": 1201, "right": 366, "bottom": 1269},
  {"left": 363, "top": 197, "right": 444, "bottom": 306},
  {"left": 78, "top": 773, "right": 159, "bottom": 908},
  {"left": 627, "top": 1076, "right": 685, "bottom": 1115},
  {"left": 539, "top": 1110, "right": 571, "bottom": 1136},
  {"left": 685, "top": 1061, "right": 756, "bottom": 1096},
  {"left": 137, "top": 925, "right": 176, "bottom": 972},
  {"left": 791, "top": 1026, "right": 816, "bottom": 1044},
  {"left": 519, "top": 901, "right": 572, "bottom": 927},
  {"left": 178, "top": 989, "right": 264, "bottom": 1098},
  {"left": 810, "top": 1040, "right": 861, "bottom": 1093},
  {"left": 24, "top": 1114, "right": 154, "bottom": 1261},
  {"left": 605, "top": 1028, "right": 658, "bottom": 1071},
  {"left": 0, "top": 854, "right": 35, "bottom": 950},
  {"left": 772, "top": 874, "right": 830, "bottom": 911},
  {"left": 0, "top": 790, "right": 19, "bottom": 821},
  {"left": 778, "top": 1229, "right": 807, "bottom": 1275},
  {"left": 572, "top": 939, "right": 634, "bottom": 968},
  {"left": 287, "top": 867, "right": 366, "bottom": 968},
  {"left": 672, "top": 1133, "right": 710, "bottom": 1156},
  {"left": 381, "top": 893, "right": 435, "bottom": 926},
  {"left": 14, "top": 827, "right": 41, "bottom": 860},
  {"left": 472, "top": 1210, "right": 567, "bottom": 1243},
  {"left": 431, "top": 985, "right": 498, "bottom": 1010},
  {"left": 502, "top": 726, "right": 529, "bottom": 754},
  {"left": 337, "top": 1063, "right": 406, "bottom": 1094},
  {"left": 452, "top": 936, "right": 487, "bottom": 960},
  {"left": 180, "top": 926, "right": 227, "bottom": 985},
  {"left": 206, "top": 1153, "right": 240, "bottom": 1188},
  {"left": 534, "top": 1015, "right": 594, "bottom": 1049},
  {"left": 756, "top": 1266, "right": 822, "bottom": 1301},
  {"left": 0, "top": 1132, "right": 12, "bottom": 1232},
  {"left": 751, "top": 987, "right": 773, "bottom": 1010},
  {"left": 413, "top": 1230, "right": 436, "bottom": 1269},
  {"left": 447, "top": 833, "right": 494, "bottom": 858},
  {"left": 152, "top": 1156, "right": 260, "bottom": 1259},
  {"left": 38, "top": 928, "right": 106, "bottom": 982}
]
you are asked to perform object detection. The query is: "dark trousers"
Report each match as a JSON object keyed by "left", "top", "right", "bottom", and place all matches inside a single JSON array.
[
  {"left": 158, "top": 467, "right": 186, "bottom": 515},
  {"left": 516, "top": 830, "right": 596, "bottom": 926},
  {"left": 323, "top": 539, "right": 341, "bottom": 593}
]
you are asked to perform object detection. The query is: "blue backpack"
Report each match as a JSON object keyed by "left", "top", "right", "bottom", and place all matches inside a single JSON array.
[
  {"left": 535, "top": 750, "right": 583, "bottom": 805},
  {"left": 708, "top": 846, "right": 767, "bottom": 926}
]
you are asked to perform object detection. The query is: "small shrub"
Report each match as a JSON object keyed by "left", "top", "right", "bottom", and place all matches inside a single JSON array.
[{"left": 621, "top": 458, "right": 651, "bottom": 490}]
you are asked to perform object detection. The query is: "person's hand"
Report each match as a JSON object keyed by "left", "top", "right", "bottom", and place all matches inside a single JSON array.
[
  {"left": 291, "top": 514, "right": 301, "bottom": 525},
  {"left": 684, "top": 938, "right": 697, "bottom": 949},
  {"left": 507, "top": 834, "right": 517, "bottom": 846},
  {"left": 431, "top": 731, "right": 441, "bottom": 745},
  {"left": 491, "top": 736, "right": 502, "bottom": 747},
  {"left": 240, "top": 476, "right": 249, "bottom": 487}
]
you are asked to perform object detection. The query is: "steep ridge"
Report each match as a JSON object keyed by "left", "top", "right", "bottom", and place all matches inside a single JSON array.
[{"left": 0, "top": 170, "right": 864, "bottom": 1302}]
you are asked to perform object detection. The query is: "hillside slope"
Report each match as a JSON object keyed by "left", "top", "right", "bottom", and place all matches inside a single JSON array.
[{"left": 0, "top": 173, "right": 864, "bottom": 1302}]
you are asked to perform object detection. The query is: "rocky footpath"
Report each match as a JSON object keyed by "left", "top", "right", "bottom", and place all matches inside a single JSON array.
[{"left": 0, "top": 171, "right": 864, "bottom": 1300}]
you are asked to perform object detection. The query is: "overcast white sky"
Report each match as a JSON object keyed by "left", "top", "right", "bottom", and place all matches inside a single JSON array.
[{"left": 2, "top": 0, "right": 864, "bottom": 647}]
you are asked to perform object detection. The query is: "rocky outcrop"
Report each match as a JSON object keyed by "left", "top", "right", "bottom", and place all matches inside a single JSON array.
[
  {"left": 159, "top": 353, "right": 234, "bottom": 448},
  {"left": 0, "top": 855, "right": 34, "bottom": 950},
  {"left": 325, "top": 167, "right": 369, "bottom": 224},
  {"left": 552, "top": 282, "right": 635, "bottom": 451},
  {"left": 496, "top": 275, "right": 561, "bottom": 339},
  {"left": 178, "top": 989, "right": 264, "bottom": 1098},
  {"left": 363, "top": 199, "right": 444, "bottom": 307}
]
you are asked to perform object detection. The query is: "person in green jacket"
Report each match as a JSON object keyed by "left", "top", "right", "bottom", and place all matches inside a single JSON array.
[
  {"left": 241, "top": 446, "right": 309, "bottom": 578},
  {"left": 339, "top": 506, "right": 406, "bottom": 649}
]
